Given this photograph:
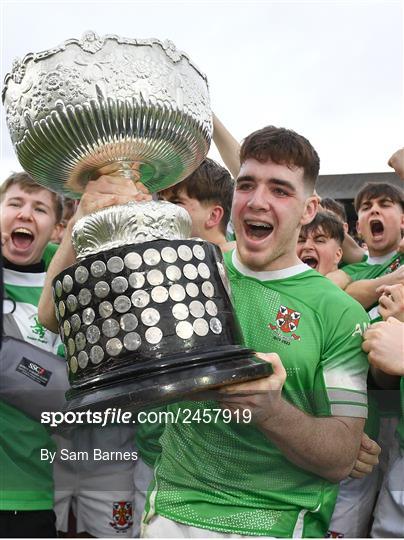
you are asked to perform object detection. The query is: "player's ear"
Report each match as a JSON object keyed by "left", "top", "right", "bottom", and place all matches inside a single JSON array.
[
  {"left": 300, "top": 196, "right": 318, "bottom": 226},
  {"left": 206, "top": 205, "right": 224, "bottom": 230}
]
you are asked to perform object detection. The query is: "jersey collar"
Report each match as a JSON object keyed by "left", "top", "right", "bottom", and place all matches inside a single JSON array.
[
  {"left": 367, "top": 250, "right": 398, "bottom": 265},
  {"left": 232, "top": 250, "right": 311, "bottom": 282}
]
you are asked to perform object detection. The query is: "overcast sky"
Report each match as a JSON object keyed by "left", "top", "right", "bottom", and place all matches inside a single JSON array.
[{"left": 0, "top": 0, "right": 402, "bottom": 180}]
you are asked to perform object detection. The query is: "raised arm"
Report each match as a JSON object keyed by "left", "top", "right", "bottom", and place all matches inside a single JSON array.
[{"left": 212, "top": 113, "right": 240, "bottom": 178}]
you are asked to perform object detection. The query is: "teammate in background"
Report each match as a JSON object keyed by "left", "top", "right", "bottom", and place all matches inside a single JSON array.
[
  {"left": 0, "top": 172, "right": 64, "bottom": 537},
  {"left": 298, "top": 211, "right": 381, "bottom": 537},
  {"left": 361, "top": 284, "right": 404, "bottom": 537},
  {"left": 159, "top": 158, "right": 234, "bottom": 252},
  {"left": 140, "top": 126, "right": 370, "bottom": 538}
]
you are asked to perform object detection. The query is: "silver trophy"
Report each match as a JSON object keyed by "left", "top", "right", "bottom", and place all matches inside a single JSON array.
[{"left": 3, "top": 32, "right": 271, "bottom": 413}]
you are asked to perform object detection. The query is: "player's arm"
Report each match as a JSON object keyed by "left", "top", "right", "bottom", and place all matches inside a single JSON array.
[
  {"left": 388, "top": 147, "right": 404, "bottom": 180},
  {"left": 344, "top": 267, "right": 404, "bottom": 309},
  {"left": 212, "top": 113, "right": 240, "bottom": 178},
  {"left": 219, "top": 353, "right": 364, "bottom": 483},
  {"left": 326, "top": 269, "right": 352, "bottom": 289},
  {"left": 341, "top": 233, "right": 365, "bottom": 264},
  {"left": 38, "top": 175, "right": 151, "bottom": 332}
]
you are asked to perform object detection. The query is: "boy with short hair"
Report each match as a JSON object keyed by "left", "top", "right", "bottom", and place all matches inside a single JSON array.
[{"left": 0, "top": 171, "right": 63, "bottom": 537}]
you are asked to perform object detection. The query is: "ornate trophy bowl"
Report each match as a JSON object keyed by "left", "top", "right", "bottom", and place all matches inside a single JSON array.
[{"left": 2, "top": 32, "right": 271, "bottom": 413}]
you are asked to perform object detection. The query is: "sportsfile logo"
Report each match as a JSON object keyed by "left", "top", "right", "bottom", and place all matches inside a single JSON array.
[{"left": 16, "top": 357, "right": 52, "bottom": 386}]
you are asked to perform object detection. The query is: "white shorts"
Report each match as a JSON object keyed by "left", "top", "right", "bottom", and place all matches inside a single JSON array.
[
  {"left": 371, "top": 435, "right": 404, "bottom": 537},
  {"left": 53, "top": 426, "right": 137, "bottom": 537},
  {"left": 327, "top": 469, "right": 379, "bottom": 537},
  {"left": 133, "top": 458, "right": 154, "bottom": 538},
  {"left": 142, "top": 514, "right": 275, "bottom": 539}
]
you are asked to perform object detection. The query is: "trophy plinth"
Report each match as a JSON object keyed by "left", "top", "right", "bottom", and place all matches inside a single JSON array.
[{"left": 3, "top": 32, "right": 272, "bottom": 414}]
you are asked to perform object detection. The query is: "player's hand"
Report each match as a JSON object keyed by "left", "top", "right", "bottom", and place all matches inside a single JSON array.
[
  {"left": 388, "top": 147, "right": 404, "bottom": 180},
  {"left": 217, "top": 353, "right": 286, "bottom": 425},
  {"left": 349, "top": 433, "right": 380, "bottom": 479},
  {"left": 377, "top": 284, "right": 404, "bottom": 322},
  {"left": 73, "top": 175, "right": 152, "bottom": 224},
  {"left": 362, "top": 318, "right": 404, "bottom": 376}
]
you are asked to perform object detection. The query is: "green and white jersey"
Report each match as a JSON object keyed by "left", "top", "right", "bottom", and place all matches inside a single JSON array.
[
  {"left": 343, "top": 251, "right": 403, "bottom": 323},
  {"left": 1, "top": 246, "right": 62, "bottom": 511},
  {"left": 145, "top": 252, "right": 369, "bottom": 538},
  {"left": 343, "top": 251, "right": 403, "bottom": 419}
]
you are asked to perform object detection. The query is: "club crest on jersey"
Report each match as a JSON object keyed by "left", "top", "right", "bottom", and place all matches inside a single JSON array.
[
  {"left": 386, "top": 257, "right": 401, "bottom": 274},
  {"left": 269, "top": 305, "right": 301, "bottom": 342},
  {"left": 109, "top": 501, "right": 133, "bottom": 533}
]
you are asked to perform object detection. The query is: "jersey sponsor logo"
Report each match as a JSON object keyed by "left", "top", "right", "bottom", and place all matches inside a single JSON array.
[
  {"left": 16, "top": 357, "right": 52, "bottom": 386},
  {"left": 109, "top": 501, "right": 133, "bottom": 533},
  {"left": 326, "top": 531, "right": 344, "bottom": 538},
  {"left": 269, "top": 305, "right": 301, "bottom": 342},
  {"left": 31, "top": 315, "right": 46, "bottom": 339},
  {"left": 351, "top": 321, "right": 370, "bottom": 337}
]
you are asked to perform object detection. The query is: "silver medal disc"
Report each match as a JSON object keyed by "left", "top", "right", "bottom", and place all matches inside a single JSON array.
[
  {"left": 131, "top": 290, "right": 150, "bottom": 308},
  {"left": 151, "top": 286, "right": 169, "bottom": 303},
  {"left": 66, "top": 294, "right": 78, "bottom": 312},
  {"left": 71, "top": 313, "right": 82, "bottom": 332},
  {"left": 210, "top": 317, "right": 223, "bottom": 334},
  {"left": 176, "top": 320, "right": 194, "bottom": 340},
  {"left": 183, "top": 264, "right": 198, "bottom": 280},
  {"left": 106, "top": 337, "right": 123, "bottom": 356},
  {"left": 193, "top": 245, "right": 206, "bottom": 260},
  {"left": 78, "top": 288, "right": 92, "bottom": 306},
  {"left": 63, "top": 320, "right": 71, "bottom": 337},
  {"left": 186, "top": 283, "right": 199, "bottom": 298},
  {"left": 75, "top": 266, "right": 89, "bottom": 284},
  {"left": 143, "top": 248, "right": 161, "bottom": 266},
  {"left": 90, "top": 260, "right": 106, "bottom": 278},
  {"left": 75, "top": 332, "right": 86, "bottom": 351},
  {"left": 114, "top": 295, "right": 131, "bottom": 314},
  {"left": 145, "top": 327, "right": 163, "bottom": 345},
  {"left": 120, "top": 313, "right": 138, "bottom": 332},
  {"left": 169, "top": 284, "right": 186, "bottom": 302},
  {"left": 172, "top": 303, "right": 189, "bottom": 320},
  {"left": 55, "top": 280, "right": 63, "bottom": 298},
  {"left": 189, "top": 300, "right": 205, "bottom": 318},
  {"left": 205, "top": 300, "right": 218, "bottom": 317},
  {"left": 82, "top": 307, "right": 95, "bottom": 326},
  {"left": 112, "top": 276, "right": 128, "bottom": 294},
  {"left": 178, "top": 244, "right": 193, "bottom": 261},
  {"left": 94, "top": 281, "right": 110, "bottom": 299},
  {"left": 161, "top": 246, "right": 178, "bottom": 263},
  {"left": 58, "top": 301, "right": 66, "bottom": 318},
  {"left": 123, "top": 332, "right": 141, "bottom": 351},
  {"left": 62, "top": 274, "right": 74, "bottom": 293},
  {"left": 166, "top": 265, "right": 181, "bottom": 282},
  {"left": 129, "top": 272, "right": 145, "bottom": 289},
  {"left": 90, "top": 345, "right": 104, "bottom": 364},
  {"left": 124, "top": 252, "right": 142, "bottom": 270},
  {"left": 202, "top": 281, "right": 215, "bottom": 298},
  {"left": 86, "top": 325, "right": 101, "bottom": 344},
  {"left": 198, "top": 263, "right": 211, "bottom": 279},
  {"left": 146, "top": 269, "right": 164, "bottom": 286},
  {"left": 70, "top": 356, "right": 78, "bottom": 373},
  {"left": 193, "top": 318, "right": 209, "bottom": 337},
  {"left": 99, "top": 301, "right": 113, "bottom": 318},
  {"left": 78, "top": 351, "right": 89, "bottom": 369},
  {"left": 107, "top": 256, "right": 124, "bottom": 273},
  {"left": 102, "top": 318, "right": 120, "bottom": 338},
  {"left": 141, "top": 307, "right": 160, "bottom": 327}
]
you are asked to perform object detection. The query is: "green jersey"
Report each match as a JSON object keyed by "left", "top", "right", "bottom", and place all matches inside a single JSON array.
[
  {"left": 1, "top": 247, "right": 61, "bottom": 510},
  {"left": 343, "top": 251, "right": 403, "bottom": 419},
  {"left": 145, "top": 252, "right": 369, "bottom": 537},
  {"left": 343, "top": 251, "right": 403, "bottom": 323}
]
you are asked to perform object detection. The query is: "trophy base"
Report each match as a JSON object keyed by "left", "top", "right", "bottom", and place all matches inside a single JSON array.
[{"left": 64, "top": 349, "right": 272, "bottom": 414}]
